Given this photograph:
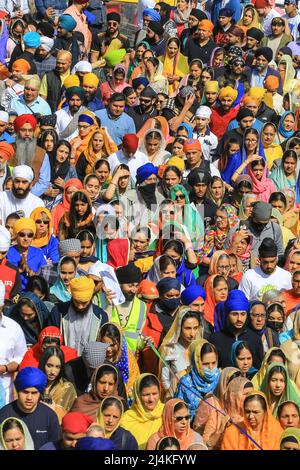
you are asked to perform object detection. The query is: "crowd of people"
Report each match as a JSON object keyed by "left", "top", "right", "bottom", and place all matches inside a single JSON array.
[{"left": 0, "top": 0, "right": 300, "bottom": 452}]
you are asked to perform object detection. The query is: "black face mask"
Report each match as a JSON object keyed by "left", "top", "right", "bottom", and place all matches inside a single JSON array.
[{"left": 267, "top": 320, "right": 284, "bottom": 332}]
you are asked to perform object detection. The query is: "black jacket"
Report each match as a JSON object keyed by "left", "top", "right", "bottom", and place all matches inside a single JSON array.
[{"left": 210, "top": 326, "right": 264, "bottom": 369}]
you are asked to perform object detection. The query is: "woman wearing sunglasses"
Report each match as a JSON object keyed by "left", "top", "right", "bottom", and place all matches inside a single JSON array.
[
  {"left": 7, "top": 217, "right": 47, "bottom": 291},
  {"left": 30, "top": 207, "right": 59, "bottom": 265},
  {"left": 147, "top": 398, "right": 206, "bottom": 450}
]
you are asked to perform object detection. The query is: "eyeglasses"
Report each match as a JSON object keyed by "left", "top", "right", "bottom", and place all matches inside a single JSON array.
[
  {"left": 218, "top": 265, "right": 230, "bottom": 271},
  {"left": 175, "top": 194, "right": 185, "bottom": 200},
  {"left": 18, "top": 232, "right": 34, "bottom": 238},
  {"left": 35, "top": 219, "right": 50, "bottom": 225},
  {"left": 174, "top": 415, "right": 190, "bottom": 422}
]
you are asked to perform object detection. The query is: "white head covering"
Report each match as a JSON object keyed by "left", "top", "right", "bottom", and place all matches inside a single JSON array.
[
  {"left": 12, "top": 165, "right": 34, "bottom": 183},
  {"left": 195, "top": 105, "right": 212, "bottom": 119},
  {"left": 0, "top": 282, "right": 5, "bottom": 307},
  {"left": 0, "top": 226, "right": 11, "bottom": 252},
  {"left": 40, "top": 36, "right": 54, "bottom": 53},
  {"left": 71, "top": 61, "right": 92, "bottom": 74},
  {"left": 0, "top": 111, "right": 9, "bottom": 124},
  {"left": 88, "top": 261, "right": 125, "bottom": 306}
]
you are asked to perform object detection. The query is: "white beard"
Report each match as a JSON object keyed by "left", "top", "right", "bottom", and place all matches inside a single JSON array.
[{"left": 15, "top": 137, "right": 37, "bottom": 165}]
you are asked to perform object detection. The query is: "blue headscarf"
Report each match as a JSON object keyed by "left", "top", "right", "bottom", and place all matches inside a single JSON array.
[
  {"left": 248, "top": 300, "right": 267, "bottom": 337},
  {"left": 214, "top": 290, "right": 250, "bottom": 333},
  {"left": 75, "top": 437, "right": 116, "bottom": 450},
  {"left": 14, "top": 367, "right": 47, "bottom": 393},
  {"left": 278, "top": 111, "right": 296, "bottom": 139},
  {"left": 177, "top": 122, "right": 194, "bottom": 139},
  {"left": 157, "top": 277, "right": 181, "bottom": 295},
  {"left": 181, "top": 285, "right": 206, "bottom": 305},
  {"left": 143, "top": 8, "right": 161, "bottom": 22},
  {"left": 230, "top": 340, "right": 258, "bottom": 379}
]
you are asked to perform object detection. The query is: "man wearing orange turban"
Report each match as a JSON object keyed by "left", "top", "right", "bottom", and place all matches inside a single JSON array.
[
  {"left": 210, "top": 86, "right": 239, "bottom": 139},
  {"left": 12, "top": 59, "right": 31, "bottom": 75},
  {"left": 49, "top": 276, "right": 109, "bottom": 355},
  {"left": 185, "top": 19, "right": 217, "bottom": 65},
  {"left": 0, "top": 142, "right": 14, "bottom": 191}
]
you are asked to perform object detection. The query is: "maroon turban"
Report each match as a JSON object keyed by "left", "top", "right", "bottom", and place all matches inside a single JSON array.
[
  {"left": 122, "top": 134, "right": 139, "bottom": 153},
  {"left": 14, "top": 114, "right": 38, "bottom": 133}
]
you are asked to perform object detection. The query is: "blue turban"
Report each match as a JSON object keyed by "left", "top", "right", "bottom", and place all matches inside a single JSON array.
[
  {"left": 78, "top": 114, "right": 94, "bottom": 125},
  {"left": 23, "top": 32, "right": 41, "bottom": 49},
  {"left": 181, "top": 285, "right": 206, "bottom": 305},
  {"left": 143, "top": 8, "right": 161, "bottom": 22},
  {"left": 59, "top": 14, "right": 77, "bottom": 32},
  {"left": 214, "top": 290, "right": 249, "bottom": 333},
  {"left": 15, "top": 367, "right": 47, "bottom": 393},
  {"left": 136, "top": 162, "right": 158, "bottom": 185},
  {"left": 75, "top": 437, "right": 116, "bottom": 450},
  {"left": 132, "top": 77, "right": 149, "bottom": 90},
  {"left": 157, "top": 277, "right": 181, "bottom": 295}
]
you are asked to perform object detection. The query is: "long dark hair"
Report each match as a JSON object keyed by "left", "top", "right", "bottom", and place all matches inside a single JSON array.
[
  {"left": 69, "top": 191, "right": 93, "bottom": 225},
  {"left": 38, "top": 346, "right": 65, "bottom": 389},
  {"left": 26, "top": 275, "right": 50, "bottom": 301}
]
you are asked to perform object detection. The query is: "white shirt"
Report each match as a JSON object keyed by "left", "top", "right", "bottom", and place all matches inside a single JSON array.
[
  {"left": 193, "top": 130, "right": 218, "bottom": 162},
  {"left": 55, "top": 107, "right": 79, "bottom": 142},
  {"left": 0, "top": 314, "right": 27, "bottom": 404},
  {"left": 108, "top": 149, "right": 149, "bottom": 183},
  {"left": 261, "top": 9, "right": 280, "bottom": 36},
  {"left": 239, "top": 266, "right": 292, "bottom": 301},
  {"left": 0, "top": 190, "right": 44, "bottom": 224},
  {"left": 283, "top": 12, "right": 300, "bottom": 40}
]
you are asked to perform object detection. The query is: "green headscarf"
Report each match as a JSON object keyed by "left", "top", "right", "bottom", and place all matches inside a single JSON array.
[{"left": 280, "top": 427, "right": 300, "bottom": 446}]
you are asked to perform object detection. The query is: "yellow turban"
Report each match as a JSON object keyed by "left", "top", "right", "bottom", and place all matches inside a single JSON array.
[
  {"left": 204, "top": 80, "right": 219, "bottom": 93},
  {"left": 82, "top": 72, "right": 99, "bottom": 88},
  {"left": 13, "top": 218, "right": 36, "bottom": 236},
  {"left": 219, "top": 86, "right": 238, "bottom": 101},
  {"left": 249, "top": 87, "right": 266, "bottom": 101},
  {"left": 167, "top": 156, "right": 185, "bottom": 173},
  {"left": 70, "top": 276, "right": 95, "bottom": 302},
  {"left": 63, "top": 74, "right": 80, "bottom": 89}
]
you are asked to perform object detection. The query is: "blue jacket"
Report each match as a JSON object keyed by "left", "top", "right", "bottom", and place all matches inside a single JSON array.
[
  {"left": 35, "top": 0, "right": 67, "bottom": 18},
  {"left": 41, "top": 235, "right": 59, "bottom": 264},
  {"left": 7, "top": 246, "right": 47, "bottom": 291},
  {"left": 211, "top": 0, "right": 242, "bottom": 24},
  {"left": 176, "top": 258, "right": 196, "bottom": 288}
]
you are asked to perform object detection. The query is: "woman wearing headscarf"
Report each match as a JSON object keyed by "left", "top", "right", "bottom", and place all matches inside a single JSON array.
[
  {"left": 121, "top": 373, "right": 164, "bottom": 449},
  {"left": 70, "top": 112, "right": 98, "bottom": 164},
  {"left": 6, "top": 18, "right": 25, "bottom": 59},
  {"left": 49, "top": 256, "right": 78, "bottom": 303},
  {"left": 277, "top": 55, "right": 297, "bottom": 96},
  {"left": 199, "top": 204, "right": 239, "bottom": 262},
  {"left": 206, "top": 176, "right": 226, "bottom": 208},
  {"left": 70, "top": 363, "right": 126, "bottom": 421},
  {"left": 30, "top": 207, "right": 59, "bottom": 264},
  {"left": 175, "top": 339, "right": 221, "bottom": 420},
  {"left": 198, "top": 250, "right": 239, "bottom": 290},
  {"left": 280, "top": 427, "right": 300, "bottom": 450},
  {"left": 230, "top": 340, "right": 258, "bottom": 380},
  {"left": 171, "top": 0, "right": 192, "bottom": 37},
  {"left": 261, "top": 122, "right": 283, "bottom": 170},
  {"left": 278, "top": 111, "right": 296, "bottom": 143},
  {"left": 159, "top": 37, "right": 189, "bottom": 97},
  {"left": 139, "top": 129, "right": 170, "bottom": 166},
  {"left": 158, "top": 306, "right": 202, "bottom": 396},
  {"left": 162, "top": 239, "right": 197, "bottom": 288},
  {"left": 99, "top": 322, "right": 140, "bottom": 397},
  {"left": 58, "top": 190, "right": 95, "bottom": 241},
  {"left": 52, "top": 178, "right": 83, "bottom": 235},
  {"left": 221, "top": 391, "right": 283, "bottom": 450},
  {"left": 246, "top": 157, "right": 277, "bottom": 203},
  {"left": 280, "top": 339, "right": 300, "bottom": 390},
  {"left": 260, "top": 362, "right": 300, "bottom": 416},
  {"left": 76, "top": 129, "right": 118, "bottom": 181},
  {"left": 251, "top": 347, "right": 287, "bottom": 390},
  {"left": 281, "top": 187, "right": 300, "bottom": 237},
  {"left": 237, "top": 4, "right": 261, "bottom": 33},
  {"left": 100, "top": 64, "right": 128, "bottom": 106},
  {"left": 97, "top": 397, "right": 138, "bottom": 450},
  {"left": 147, "top": 398, "right": 206, "bottom": 450},
  {"left": 0, "top": 418, "right": 34, "bottom": 450},
  {"left": 228, "top": 230, "right": 255, "bottom": 272},
  {"left": 270, "top": 150, "right": 300, "bottom": 202},
  {"left": 203, "top": 274, "right": 229, "bottom": 326}
]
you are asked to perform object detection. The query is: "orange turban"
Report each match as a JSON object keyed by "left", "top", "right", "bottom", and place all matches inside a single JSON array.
[
  {"left": 199, "top": 19, "right": 214, "bottom": 32},
  {"left": 14, "top": 114, "right": 38, "bottom": 133},
  {"left": 219, "top": 86, "right": 238, "bottom": 101},
  {"left": 0, "top": 142, "right": 14, "bottom": 161},
  {"left": 264, "top": 75, "right": 280, "bottom": 92},
  {"left": 243, "top": 95, "right": 260, "bottom": 106},
  {"left": 12, "top": 59, "right": 31, "bottom": 74}
]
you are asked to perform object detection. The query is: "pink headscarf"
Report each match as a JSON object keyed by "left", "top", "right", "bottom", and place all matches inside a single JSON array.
[{"left": 247, "top": 163, "right": 276, "bottom": 203}]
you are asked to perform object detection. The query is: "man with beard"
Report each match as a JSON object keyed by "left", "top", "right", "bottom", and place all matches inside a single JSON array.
[
  {"left": 146, "top": 20, "right": 166, "bottom": 57},
  {"left": 107, "top": 263, "right": 146, "bottom": 355},
  {"left": 239, "top": 238, "right": 292, "bottom": 301},
  {"left": 134, "top": 7, "right": 161, "bottom": 47},
  {"left": 10, "top": 114, "right": 51, "bottom": 197},
  {"left": 187, "top": 168, "right": 218, "bottom": 226},
  {"left": 82, "top": 72, "right": 104, "bottom": 112},
  {"left": 54, "top": 14, "right": 85, "bottom": 68},
  {"left": 48, "top": 276, "right": 108, "bottom": 355},
  {"left": 244, "top": 27, "right": 265, "bottom": 57},
  {"left": 34, "top": 36, "right": 56, "bottom": 79},
  {"left": 183, "top": 19, "right": 216, "bottom": 66},
  {"left": 250, "top": 47, "right": 283, "bottom": 94},
  {"left": 39, "top": 50, "right": 72, "bottom": 113},
  {"left": 210, "top": 86, "right": 239, "bottom": 140},
  {"left": 55, "top": 86, "right": 87, "bottom": 141},
  {"left": 10, "top": 75, "right": 51, "bottom": 116},
  {"left": 91, "top": 12, "right": 130, "bottom": 64},
  {"left": 126, "top": 86, "right": 158, "bottom": 131},
  {"left": 0, "top": 165, "right": 44, "bottom": 224}
]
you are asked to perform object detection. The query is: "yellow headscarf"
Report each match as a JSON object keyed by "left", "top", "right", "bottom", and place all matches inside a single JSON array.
[
  {"left": 120, "top": 373, "right": 164, "bottom": 449},
  {"left": 30, "top": 207, "right": 53, "bottom": 248},
  {"left": 251, "top": 347, "right": 284, "bottom": 389},
  {"left": 238, "top": 5, "right": 261, "bottom": 31},
  {"left": 159, "top": 37, "right": 189, "bottom": 96}
]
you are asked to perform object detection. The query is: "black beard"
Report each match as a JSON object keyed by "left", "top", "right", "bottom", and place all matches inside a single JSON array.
[
  {"left": 72, "top": 302, "right": 92, "bottom": 315},
  {"left": 69, "top": 105, "right": 80, "bottom": 115},
  {"left": 123, "top": 292, "right": 135, "bottom": 301},
  {"left": 12, "top": 186, "right": 31, "bottom": 199}
]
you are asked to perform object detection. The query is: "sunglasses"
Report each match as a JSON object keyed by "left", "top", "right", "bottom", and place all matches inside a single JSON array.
[
  {"left": 18, "top": 232, "right": 34, "bottom": 238},
  {"left": 272, "top": 21, "right": 284, "bottom": 26},
  {"left": 175, "top": 194, "right": 185, "bottom": 200},
  {"left": 174, "top": 415, "right": 190, "bottom": 422},
  {"left": 108, "top": 21, "right": 118, "bottom": 26},
  {"left": 35, "top": 219, "right": 50, "bottom": 225},
  {"left": 140, "top": 98, "right": 152, "bottom": 103}
]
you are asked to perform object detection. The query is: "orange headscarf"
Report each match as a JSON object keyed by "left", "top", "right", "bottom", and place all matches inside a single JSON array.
[
  {"left": 83, "top": 128, "right": 118, "bottom": 175},
  {"left": 203, "top": 274, "right": 228, "bottom": 325},
  {"left": 51, "top": 178, "right": 83, "bottom": 235},
  {"left": 30, "top": 207, "right": 53, "bottom": 248}
]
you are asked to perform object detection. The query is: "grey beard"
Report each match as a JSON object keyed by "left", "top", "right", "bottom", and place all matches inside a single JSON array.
[{"left": 15, "top": 137, "right": 37, "bottom": 165}]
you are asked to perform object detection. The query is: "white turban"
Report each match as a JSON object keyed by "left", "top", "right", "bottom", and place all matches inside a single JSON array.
[
  {"left": 71, "top": 60, "right": 92, "bottom": 74},
  {"left": 40, "top": 36, "right": 54, "bottom": 53},
  {"left": 195, "top": 106, "right": 212, "bottom": 119},
  {"left": 0, "top": 282, "right": 5, "bottom": 306},
  {"left": 12, "top": 165, "right": 34, "bottom": 183},
  {"left": 0, "top": 225, "right": 11, "bottom": 252},
  {"left": 0, "top": 111, "right": 9, "bottom": 124}
]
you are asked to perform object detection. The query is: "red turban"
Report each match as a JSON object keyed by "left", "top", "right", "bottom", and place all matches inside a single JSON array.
[
  {"left": 61, "top": 412, "right": 93, "bottom": 434},
  {"left": 255, "top": 0, "right": 270, "bottom": 8},
  {"left": 14, "top": 114, "right": 38, "bottom": 133},
  {"left": 183, "top": 139, "right": 201, "bottom": 153},
  {"left": 0, "top": 142, "right": 14, "bottom": 161},
  {"left": 122, "top": 134, "right": 139, "bottom": 153}
]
